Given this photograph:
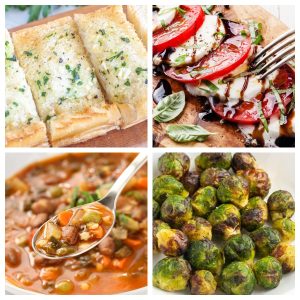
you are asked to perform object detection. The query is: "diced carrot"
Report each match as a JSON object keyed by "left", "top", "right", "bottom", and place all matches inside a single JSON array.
[
  {"left": 123, "top": 238, "right": 143, "bottom": 249},
  {"left": 90, "top": 226, "right": 104, "bottom": 239},
  {"left": 134, "top": 177, "right": 147, "bottom": 189},
  {"left": 40, "top": 267, "right": 61, "bottom": 281},
  {"left": 112, "top": 257, "right": 131, "bottom": 270},
  {"left": 102, "top": 255, "right": 112, "bottom": 268},
  {"left": 57, "top": 210, "right": 73, "bottom": 226}
]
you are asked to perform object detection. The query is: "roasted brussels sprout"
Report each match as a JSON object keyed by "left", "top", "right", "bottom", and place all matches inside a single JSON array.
[
  {"left": 224, "top": 234, "right": 255, "bottom": 266},
  {"left": 232, "top": 153, "right": 257, "bottom": 172},
  {"left": 190, "top": 270, "right": 217, "bottom": 295},
  {"left": 272, "top": 242, "right": 295, "bottom": 273},
  {"left": 191, "top": 186, "right": 217, "bottom": 217},
  {"left": 200, "top": 167, "right": 230, "bottom": 188},
  {"left": 185, "top": 239, "right": 224, "bottom": 276},
  {"left": 181, "top": 217, "right": 212, "bottom": 241},
  {"left": 267, "top": 190, "right": 295, "bottom": 221},
  {"left": 156, "top": 228, "right": 188, "bottom": 256},
  {"left": 217, "top": 175, "right": 249, "bottom": 208},
  {"left": 253, "top": 256, "right": 282, "bottom": 289},
  {"left": 153, "top": 175, "right": 189, "bottom": 204},
  {"left": 181, "top": 171, "right": 200, "bottom": 195},
  {"left": 241, "top": 197, "right": 268, "bottom": 231},
  {"left": 153, "top": 220, "right": 171, "bottom": 251},
  {"left": 153, "top": 200, "right": 160, "bottom": 219},
  {"left": 250, "top": 226, "right": 281, "bottom": 257},
  {"left": 195, "top": 153, "right": 232, "bottom": 171},
  {"left": 220, "top": 261, "right": 256, "bottom": 295},
  {"left": 160, "top": 195, "right": 193, "bottom": 227},
  {"left": 158, "top": 153, "right": 190, "bottom": 179},
  {"left": 153, "top": 257, "right": 191, "bottom": 291},
  {"left": 272, "top": 218, "right": 295, "bottom": 242},
  {"left": 208, "top": 204, "right": 241, "bottom": 240},
  {"left": 237, "top": 168, "right": 270, "bottom": 198}
]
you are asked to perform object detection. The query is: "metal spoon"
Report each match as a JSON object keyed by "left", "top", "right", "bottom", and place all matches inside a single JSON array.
[{"left": 32, "top": 153, "right": 147, "bottom": 259}]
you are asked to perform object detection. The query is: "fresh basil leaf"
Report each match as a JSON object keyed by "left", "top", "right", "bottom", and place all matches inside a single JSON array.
[
  {"left": 270, "top": 81, "right": 287, "bottom": 125},
  {"left": 257, "top": 101, "right": 269, "bottom": 132},
  {"left": 153, "top": 91, "right": 185, "bottom": 123},
  {"left": 248, "top": 21, "right": 264, "bottom": 45},
  {"left": 166, "top": 124, "right": 214, "bottom": 143},
  {"left": 201, "top": 5, "right": 214, "bottom": 15},
  {"left": 202, "top": 80, "right": 219, "bottom": 92},
  {"left": 287, "top": 85, "right": 295, "bottom": 114}
]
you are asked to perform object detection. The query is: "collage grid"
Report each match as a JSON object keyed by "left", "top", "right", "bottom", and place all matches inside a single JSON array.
[{"left": 1, "top": 0, "right": 298, "bottom": 298}]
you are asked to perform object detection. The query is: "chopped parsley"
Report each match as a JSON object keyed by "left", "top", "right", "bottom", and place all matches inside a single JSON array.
[
  {"left": 106, "top": 51, "right": 124, "bottom": 62},
  {"left": 120, "top": 37, "right": 130, "bottom": 43},
  {"left": 19, "top": 87, "right": 25, "bottom": 93},
  {"left": 124, "top": 79, "right": 131, "bottom": 86},
  {"left": 5, "top": 110, "right": 9, "bottom": 117},
  {"left": 6, "top": 55, "right": 16, "bottom": 62},
  {"left": 43, "top": 74, "right": 49, "bottom": 85},
  {"left": 24, "top": 50, "right": 33, "bottom": 56},
  {"left": 41, "top": 91, "right": 46, "bottom": 97},
  {"left": 27, "top": 117, "right": 33, "bottom": 124},
  {"left": 135, "top": 67, "right": 147, "bottom": 75},
  {"left": 13, "top": 101, "right": 18, "bottom": 106},
  {"left": 36, "top": 80, "right": 42, "bottom": 89}
]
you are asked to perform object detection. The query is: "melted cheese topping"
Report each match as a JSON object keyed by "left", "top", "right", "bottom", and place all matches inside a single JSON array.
[
  {"left": 12, "top": 17, "right": 104, "bottom": 122},
  {"left": 5, "top": 30, "right": 40, "bottom": 128}
]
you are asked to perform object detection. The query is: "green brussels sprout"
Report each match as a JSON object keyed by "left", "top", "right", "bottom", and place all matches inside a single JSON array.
[
  {"left": 153, "top": 220, "right": 171, "bottom": 252},
  {"left": 272, "top": 218, "right": 295, "bottom": 242},
  {"left": 237, "top": 169, "right": 271, "bottom": 198},
  {"left": 195, "top": 153, "right": 232, "bottom": 171},
  {"left": 253, "top": 256, "right": 282, "bottom": 289},
  {"left": 156, "top": 228, "right": 188, "bottom": 256},
  {"left": 220, "top": 262, "right": 256, "bottom": 295},
  {"left": 181, "top": 171, "right": 200, "bottom": 195},
  {"left": 153, "top": 200, "right": 160, "bottom": 219},
  {"left": 208, "top": 204, "right": 241, "bottom": 240},
  {"left": 153, "top": 257, "right": 191, "bottom": 291},
  {"left": 250, "top": 226, "right": 281, "bottom": 257},
  {"left": 241, "top": 196, "right": 268, "bottom": 231},
  {"left": 185, "top": 239, "right": 224, "bottom": 276},
  {"left": 153, "top": 175, "right": 189, "bottom": 204},
  {"left": 232, "top": 153, "right": 257, "bottom": 172},
  {"left": 190, "top": 270, "right": 217, "bottom": 295},
  {"left": 267, "top": 190, "right": 295, "bottom": 221},
  {"left": 160, "top": 195, "right": 193, "bottom": 227},
  {"left": 158, "top": 152, "right": 190, "bottom": 179},
  {"left": 217, "top": 175, "right": 249, "bottom": 208},
  {"left": 200, "top": 167, "right": 230, "bottom": 188},
  {"left": 272, "top": 242, "right": 295, "bottom": 273},
  {"left": 191, "top": 186, "right": 217, "bottom": 217},
  {"left": 181, "top": 217, "right": 212, "bottom": 241},
  {"left": 224, "top": 234, "right": 255, "bottom": 266}
]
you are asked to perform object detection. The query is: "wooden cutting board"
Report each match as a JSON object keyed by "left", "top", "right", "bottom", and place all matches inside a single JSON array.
[
  {"left": 9, "top": 5, "right": 147, "bottom": 148},
  {"left": 153, "top": 5, "right": 290, "bottom": 148}
]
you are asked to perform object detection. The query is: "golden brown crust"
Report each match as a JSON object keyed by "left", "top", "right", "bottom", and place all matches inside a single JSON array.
[{"left": 6, "top": 121, "right": 49, "bottom": 147}]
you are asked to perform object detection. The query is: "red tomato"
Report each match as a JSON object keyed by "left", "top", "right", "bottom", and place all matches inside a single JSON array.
[
  {"left": 153, "top": 6, "right": 205, "bottom": 54},
  {"left": 165, "top": 35, "right": 252, "bottom": 83},
  {"left": 209, "top": 65, "right": 295, "bottom": 124}
]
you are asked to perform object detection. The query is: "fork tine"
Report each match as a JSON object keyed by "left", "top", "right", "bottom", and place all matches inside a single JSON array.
[
  {"left": 252, "top": 36, "right": 295, "bottom": 67},
  {"left": 259, "top": 52, "right": 295, "bottom": 80},
  {"left": 257, "top": 45, "right": 294, "bottom": 74},
  {"left": 253, "top": 29, "right": 295, "bottom": 61}
]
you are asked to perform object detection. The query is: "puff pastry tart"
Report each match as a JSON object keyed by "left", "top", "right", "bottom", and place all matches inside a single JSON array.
[
  {"left": 5, "top": 30, "right": 48, "bottom": 147},
  {"left": 74, "top": 6, "right": 147, "bottom": 127},
  {"left": 12, "top": 17, "right": 121, "bottom": 147}
]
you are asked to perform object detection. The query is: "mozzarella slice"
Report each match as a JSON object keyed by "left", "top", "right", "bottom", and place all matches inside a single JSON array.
[
  {"left": 186, "top": 70, "right": 278, "bottom": 106},
  {"left": 168, "top": 15, "right": 225, "bottom": 67},
  {"left": 153, "top": 6, "right": 177, "bottom": 32}
]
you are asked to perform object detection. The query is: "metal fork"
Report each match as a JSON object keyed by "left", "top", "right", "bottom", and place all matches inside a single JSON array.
[{"left": 251, "top": 29, "right": 295, "bottom": 80}]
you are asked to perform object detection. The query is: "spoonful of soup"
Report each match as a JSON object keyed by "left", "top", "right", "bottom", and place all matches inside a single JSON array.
[{"left": 32, "top": 153, "right": 147, "bottom": 259}]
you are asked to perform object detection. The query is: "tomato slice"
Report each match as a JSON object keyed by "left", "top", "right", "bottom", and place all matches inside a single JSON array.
[
  {"left": 153, "top": 6, "right": 205, "bottom": 54},
  {"left": 165, "top": 35, "right": 252, "bottom": 83},
  {"left": 208, "top": 65, "right": 295, "bottom": 124}
]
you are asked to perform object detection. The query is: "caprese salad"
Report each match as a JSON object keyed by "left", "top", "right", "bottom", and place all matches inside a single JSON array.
[{"left": 152, "top": 5, "right": 295, "bottom": 146}]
